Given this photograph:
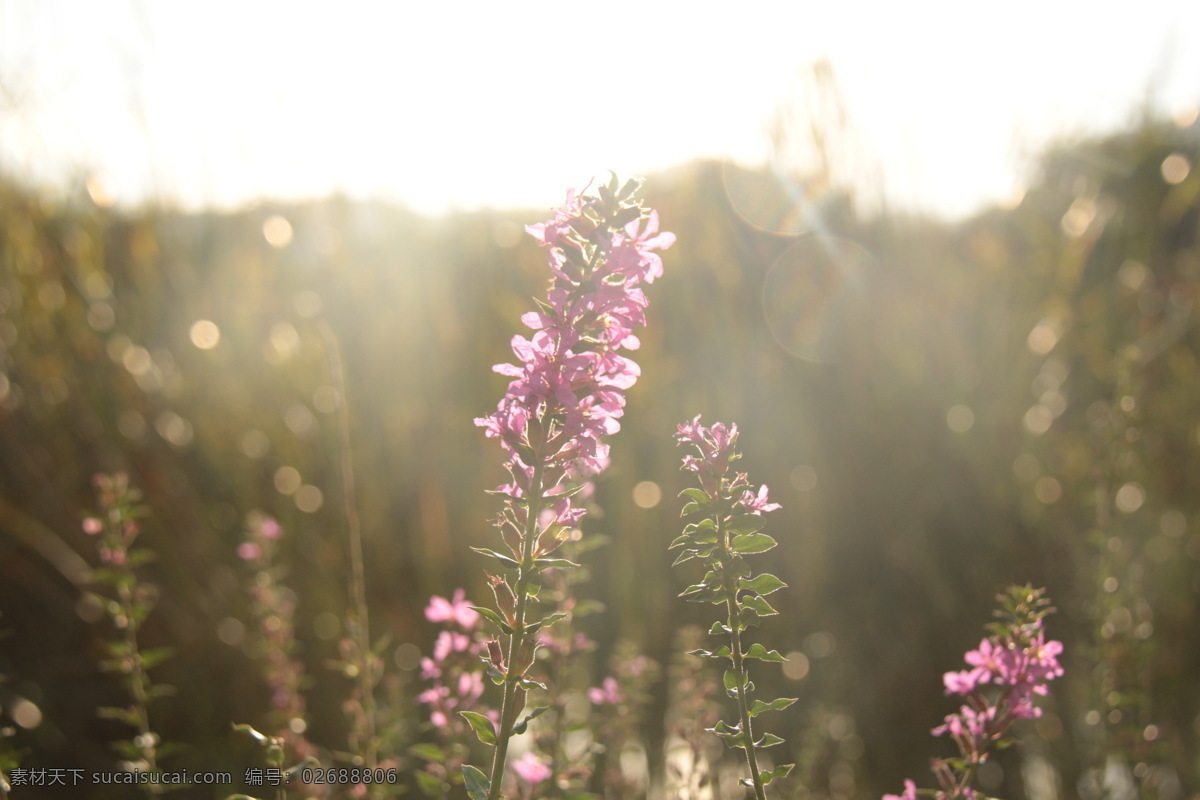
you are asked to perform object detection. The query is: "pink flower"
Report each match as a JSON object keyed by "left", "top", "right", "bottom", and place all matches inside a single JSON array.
[
  {"left": 237, "top": 542, "right": 261, "bottom": 561},
  {"left": 883, "top": 779, "right": 919, "bottom": 800},
  {"left": 511, "top": 752, "right": 552, "bottom": 787},
  {"left": 82, "top": 517, "right": 103, "bottom": 535},
  {"left": 740, "top": 485, "right": 781, "bottom": 515},
  {"left": 425, "top": 589, "right": 480, "bottom": 629},
  {"left": 477, "top": 182, "right": 671, "bottom": 556},
  {"left": 588, "top": 676, "right": 622, "bottom": 705}
]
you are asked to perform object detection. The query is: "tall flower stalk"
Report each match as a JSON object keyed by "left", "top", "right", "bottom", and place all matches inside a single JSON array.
[
  {"left": 672, "top": 417, "right": 795, "bottom": 799},
  {"left": 883, "top": 585, "right": 1064, "bottom": 800},
  {"left": 467, "top": 176, "right": 673, "bottom": 800},
  {"left": 83, "top": 474, "right": 172, "bottom": 796}
]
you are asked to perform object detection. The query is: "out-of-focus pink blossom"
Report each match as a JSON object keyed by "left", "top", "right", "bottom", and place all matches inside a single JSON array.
[
  {"left": 425, "top": 588, "right": 480, "bottom": 629},
  {"left": 511, "top": 752, "right": 552, "bottom": 786},
  {"left": 588, "top": 676, "right": 622, "bottom": 706}
]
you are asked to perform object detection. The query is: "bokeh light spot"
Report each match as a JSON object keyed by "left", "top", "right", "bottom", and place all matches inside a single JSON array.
[
  {"left": 394, "top": 642, "right": 421, "bottom": 671},
  {"left": 10, "top": 697, "right": 42, "bottom": 729},
  {"left": 293, "top": 290, "right": 323, "bottom": 319},
  {"left": 262, "top": 215, "right": 294, "bottom": 248},
  {"left": 1161, "top": 153, "right": 1191, "bottom": 185},
  {"left": 155, "top": 411, "right": 193, "bottom": 447},
  {"left": 1034, "top": 476, "right": 1062, "bottom": 504},
  {"left": 946, "top": 405, "right": 975, "bottom": 433},
  {"left": 1160, "top": 509, "right": 1187, "bottom": 538},
  {"left": 1115, "top": 482, "right": 1146, "bottom": 514},
  {"left": 790, "top": 465, "right": 817, "bottom": 492},
  {"left": 274, "top": 466, "right": 301, "bottom": 495},
  {"left": 266, "top": 322, "right": 301, "bottom": 364},
  {"left": 189, "top": 320, "right": 221, "bottom": 350},
  {"left": 1027, "top": 318, "right": 1061, "bottom": 355},
  {"left": 295, "top": 485, "right": 324, "bottom": 513},
  {"left": 804, "top": 631, "right": 836, "bottom": 658},
  {"left": 782, "top": 651, "right": 810, "bottom": 680},
  {"left": 631, "top": 481, "right": 662, "bottom": 509},
  {"left": 1013, "top": 453, "right": 1040, "bottom": 481},
  {"left": 1023, "top": 405, "right": 1053, "bottom": 435},
  {"left": 240, "top": 430, "right": 269, "bottom": 458},
  {"left": 313, "top": 612, "right": 340, "bottom": 640}
]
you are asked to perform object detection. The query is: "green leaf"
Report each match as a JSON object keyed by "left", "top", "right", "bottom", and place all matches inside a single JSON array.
[
  {"left": 525, "top": 612, "right": 568, "bottom": 635},
  {"left": 671, "top": 550, "right": 698, "bottom": 567},
  {"left": 459, "top": 711, "right": 497, "bottom": 746},
  {"left": 231, "top": 722, "right": 274, "bottom": 745},
  {"left": 469, "top": 546, "right": 520, "bottom": 568},
  {"left": 140, "top": 646, "right": 174, "bottom": 670},
  {"left": 679, "top": 488, "right": 712, "bottom": 506},
  {"left": 667, "top": 534, "right": 692, "bottom": 550},
  {"left": 680, "top": 501, "right": 701, "bottom": 516},
  {"left": 517, "top": 675, "right": 548, "bottom": 692},
  {"left": 512, "top": 705, "right": 549, "bottom": 735},
  {"left": 730, "top": 533, "right": 777, "bottom": 554},
  {"left": 726, "top": 515, "right": 765, "bottom": 534},
  {"left": 760, "top": 764, "right": 795, "bottom": 785},
  {"left": 755, "top": 733, "right": 785, "bottom": 748},
  {"left": 748, "top": 697, "right": 798, "bottom": 717},
  {"left": 687, "top": 645, "right": 732, "bottom": 660},
  {"left": 709, "top": 621, "right": 731, "bottom": 635},
  {"left": 409, "top": 743, "right": 447, "bottom": 762},
  {"left": 471, "top": 607, "right": 514, "bottom": 635},
  {"left": 533, "top": 557, "right": 580, "bottom": 569},
  {"left": 740, "top": 595, "right": 778, "bottom": 616},
  {"left": 416, "top": 770, "right": 447, "bottom": 796},
  {"left": 743, "top": 643, "right": 787, "bottom": 661},
  {"left": 739, "top": 573, "right": 787, "bottom": 596},
  {"left": 97, "top": 706, "right": 139, "bottom": 726},
  {"left": 461, "top": 765, "right": 491, "bottom": 800}
]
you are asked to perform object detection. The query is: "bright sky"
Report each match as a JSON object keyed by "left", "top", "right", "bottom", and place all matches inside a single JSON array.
[{"left": 1, "top": 0, "right": 1198, "bottom": 219}]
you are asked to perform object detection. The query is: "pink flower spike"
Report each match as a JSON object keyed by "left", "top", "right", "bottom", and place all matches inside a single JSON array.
[{"left": 511, "top": 752, "right": 552, "bottom": 787}]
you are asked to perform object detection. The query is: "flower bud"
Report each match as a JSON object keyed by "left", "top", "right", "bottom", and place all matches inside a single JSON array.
[
  {"left": 512, "top": 636, "right": 537, "bottom": 677},
  {"left": 488, "top": 573, "right": 518, "bottom": 624},
  {"left": 487, "top": 640, "right": 506, "bottom": 673}
]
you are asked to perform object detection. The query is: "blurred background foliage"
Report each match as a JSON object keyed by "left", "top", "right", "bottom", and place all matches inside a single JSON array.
[{"left": 1, "top": 109, "right": 1199, "bottom": 799}]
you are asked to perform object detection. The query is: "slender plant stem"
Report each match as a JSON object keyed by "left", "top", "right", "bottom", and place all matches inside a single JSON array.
[
  {"left": 487, "top": 462, "right": 546, "bottom": 800},
  {"left": 317, "top": 321, "right": 377, "bottom": 766},
  {"left": 116, "top": 575, "right": 161, "bottom": 794},
  {"left": 720, "top": 518, "right": 766, "bottom": 800}
]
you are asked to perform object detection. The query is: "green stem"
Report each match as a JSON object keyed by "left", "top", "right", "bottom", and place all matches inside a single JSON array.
[
  {"left": 116, "top": 573, "right": 161, "bottom": 795},
  {"left": 487, "top": 462, "right": 546, "bottom": 800},
  {"left": 720, "top": 517, "right": 767, "bottom": 800}
]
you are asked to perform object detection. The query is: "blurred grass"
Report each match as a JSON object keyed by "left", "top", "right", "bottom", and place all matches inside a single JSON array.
[{"left": 0, "top": 112, "right": 1198, "bottom": 798}]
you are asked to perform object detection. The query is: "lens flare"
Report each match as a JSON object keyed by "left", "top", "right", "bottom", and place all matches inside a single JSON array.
[
  {"left": 761, "top": 236, "right": 872, "bottom": 362},
  {"left": 722, "top": 161, "right": 829, "bottom": 236}
]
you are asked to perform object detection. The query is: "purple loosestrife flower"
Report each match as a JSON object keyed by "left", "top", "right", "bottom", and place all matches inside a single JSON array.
[
  {"left": 466, "top": 178, "right": 672, "bottom": 800},
  {"left": 475, "top": 183, "right": 674, "bottom": 558},
  {"left": 883, "top": 586, "right": 1063, "bottom": 800}
]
